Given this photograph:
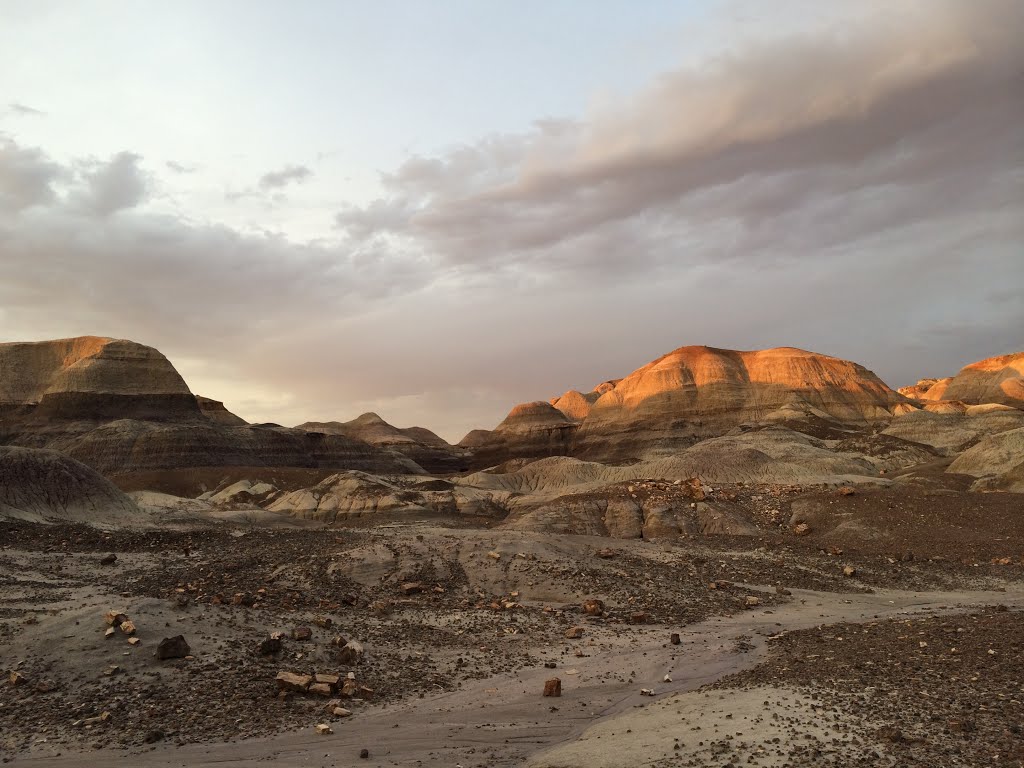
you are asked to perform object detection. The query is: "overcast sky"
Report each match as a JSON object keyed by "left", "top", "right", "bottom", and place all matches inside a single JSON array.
[{"left": 1, "top": 0, "right": 1021, "bottom": 441}]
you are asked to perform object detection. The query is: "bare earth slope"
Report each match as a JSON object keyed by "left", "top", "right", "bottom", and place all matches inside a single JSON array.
[
  {"left": 296, "top": 413, "right": 466, "bottom": 473},
  {"left": 0, "top": 445, "right": 139, "bottom": 524},
  {"left": 0, "top": 338, "right": 425, "bottom": 493}
]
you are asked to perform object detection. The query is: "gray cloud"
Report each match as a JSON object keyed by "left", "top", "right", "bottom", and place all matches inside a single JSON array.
[
  {"left": 73, "top": 152, "right": 149, "bottom": 216},
  {"left": 0, "top": 137, "right": 63, "bottom": 212},
  {"left": 7, "top": 103, "right": 45, "bottom": 117},
  {"left": 258, "top": 164, "right": 312, "bottom": 190},
  {"left": 165, "top": 160, "right": 196, "bottom": 174},
  {"left": 0, "top": 1, "right": 1021, "bottom": 440}
]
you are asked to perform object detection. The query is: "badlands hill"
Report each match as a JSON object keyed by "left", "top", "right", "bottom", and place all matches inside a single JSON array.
[
  {"left": 0, "top": 337, "right": 423, "bottom": 493},
  {"left": 470, "top": 346, "right": 909, "bottom": 466},
  {"left": 296, "top": 412, "right": 467, "bottom": 473},
  {"left": 0, "top": 336, "right": 199, "bottom": 420},
  {"left": 900, "top": 351, "right": 1024, "bottom": 408},
  {"left": 0, "top": 445, "right": 139, "bottom": 524}
]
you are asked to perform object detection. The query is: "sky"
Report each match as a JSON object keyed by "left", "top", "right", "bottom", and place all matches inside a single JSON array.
[{"left": 1, "top": 0, "right": 1022, "bottom": 442}]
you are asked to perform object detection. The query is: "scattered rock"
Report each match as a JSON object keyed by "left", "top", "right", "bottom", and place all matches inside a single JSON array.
[
  {"left": 744, "top": 596, "right": 761, "bottom": 608},
  {"left": 543, "top": 678, "right": 561, "bottom": 697},
  {"left": 276, "top": 672, "right": 312, "bottom": 693},
  {"left": 155, "top": 635, "right": 191, "bottom": 660},
  {"left": 292, "top": 626, "right": 313, "bottom": 641},
  {"left": 337, "top": 640, "right": 364, "bottom": 666},
  {"left": 842, "top": 565, "right": 857, "bottom": 577},
  {"left": 400, "top": 582, "right": 423, "bottom": 596},
  {"left": 670, "top": 633, "right": 681, "bottom": 645},
  {"left": 9, "top": 671, "right": 26, "bottom": 687},
  {"left": 315, "top": 723, "right": 333, "bottom": 735},
  {"left": 838, "top": 486, "right": 856, "bottom": 496},
  {"left": 258, "top": 636, "right": 283, "bottom": 656},
  {"left": 564, "top": 626, "right": 585, "bottom": 639},
  {"left": 118, "top": 620, "right": 136, "bottom": 635},
  {"left": 100, "top": 553, "right": 117, "bottom": 566},
  {"left": 582, "top": 598, "right": 605, "bottom": 616}
]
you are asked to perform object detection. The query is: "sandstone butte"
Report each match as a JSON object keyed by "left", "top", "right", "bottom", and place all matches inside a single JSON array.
[
  {"left": 899, "top": 352, "right": 1024, "bottom": 408},
  {"left": 0, "top": 337, "right": 424, "bottom": 493},
  {"left": 468, "top": 345, "right": 911, "bottom": 466}
]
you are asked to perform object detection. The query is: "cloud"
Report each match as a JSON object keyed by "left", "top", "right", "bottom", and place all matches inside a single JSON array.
[
  {"left": 336, "top": 0, "right": 1022, "bottom": 275},
  {"left": 258, "top": 164, "right": 312, "bottom": 190},
  {"left": 7, "top": 103, "right": 45, "bottom": 117},
  {"left": 0, "top": 137, "right": 63, "bottom": 212},
  {"left": 165, "top": 160, "right": 196, "bottom": 174},
  {"left": 73, "top": 152, "right": 149, "bottom": 216},
  {"left": 0, "top": 0, "right": 1021, "bottom": 440}
]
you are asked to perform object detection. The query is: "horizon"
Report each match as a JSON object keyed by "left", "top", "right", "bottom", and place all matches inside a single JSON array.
[{"left": 2, "top": 0, "right": 1021, "bottom": 442}]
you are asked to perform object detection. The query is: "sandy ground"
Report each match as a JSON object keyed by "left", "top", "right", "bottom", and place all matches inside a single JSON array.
[{"left": 7, "top": 573, "right": 1020, "bottom": 767}]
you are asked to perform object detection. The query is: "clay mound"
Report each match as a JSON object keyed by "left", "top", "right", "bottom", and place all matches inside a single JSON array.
[
  {"left": 468, "top": 401, "right": 577, "bottom": 468},
  {"left": 898, "top": 377, "right": 953, "bottom": 400},
  {"left": 883, "top": 407, "right": 1024, "bottom": 455},
  {"left": 574, "top": 346, "right": 906, "bottom": 462},
  {"left": 922, "top": 400, "right": 968, "bottom": 414},
  {"left": 458, "top": 429, "right": 494, "bottom": 448},
  {"left": 266, "top": 471, "right": 506, "bottom": 523},
  {"left": 550, "top": 390, "right": 599, "bottom": 422},
  {"left": 296, "top": 413, "right": 465, "bottom": 474},
  {"left": 16, "top": 420, "right": 426, "bottom": 488},
  {"left": 0, "top": 336, "right": 200, "bottom": 420},
  {"left": 462, "top": 428, "right": 881, "bottom": 495},
  {"left": 947, "top": 427, "right": 1024, "bottom": 492},
  {"left": 931, "top": 352, "right": 1024, "bottom": 408},
  {"left": 196, "top": 396, "right": 247, "bottom": 426},
  {"left": 0, "top": 446, "right": 139, "bottom": 524}
]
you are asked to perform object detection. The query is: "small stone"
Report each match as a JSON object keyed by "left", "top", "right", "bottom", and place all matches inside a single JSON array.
[
  {"left": 332, "top": 707, "right": 352, "bottom": 717},
  {"left": 155, "top": 635, "right": 190, "bottom": 660},
  {"left": 143, "top": 730, "right": 164, "bottom": 744},
  {"left": 127, "top": 637, "right": 140, "bottom": 646},
  {"left": 104, "top": 627, "right": 116, "bottom": 638},
  {"left": 400, "top": 582, "right": 423, "bottom": 596},
  {"left": 640, "top": 688, "right": 655, "bottom": 696},
  {"left": 276, "top": 671, "right": 313, "bottom": 692},
  {"left": 793, "top": 522, "right": 811, "bottom": 536},
  {"left": 360, "top": 749, "right": 370, "bottom": 759},
  {"left": 487, "top": 551, "right": 501, "bottom": 560},
  {"left": 337, "top": 640, "right": 364, "bottom": 666},
  {"left": 100, "top": 553, "right": 117, "bottom": 566},
  {"left": 837, "top": 486, "right": 855, "bottom": 496},
  {"left": 744, "top": 596, "right": 761, "bottom": 608},
  {"left": 309, "top": 683, "right": 333, "bottom": 697},
  {"left": 292, "top": 626, "right": 313, "bottom": 641},
  {"left": 842, "top": 565, "right": 857, "bottom": 578},
  {"left": 775, "top": 586, "right": 792, "bottom": 596},
  {"left": 628, "top": 612, "right": 648, "bottom": 624},
  {"left": 564, "top": 626, "right": 585, "bottom": 639},
  {"left": 8, "top": 671, "right": 26, "bottom": 687},
  {"left": 543, "top": 678, "right": 561, "bottom": 697},
  {"left": 313, "top": 615, "right": 333, "bottom": 628},
  {"left": 118, "top": 620, "right": 136, "bottom": 635},
  {"left": 582, "top": 598, "right": 605, "bottom": 616},
  {"left": 104, "top": 610, "right": 128, "bottom": 626},
  {"left": 670, "top": 633, "right": 681, "bottom": 645},
  {"left": 259, "top": 636, "right": 283, "bottom": 655},
  {"left": 315, "top": 723, "right": 333, "bottom": 735}
]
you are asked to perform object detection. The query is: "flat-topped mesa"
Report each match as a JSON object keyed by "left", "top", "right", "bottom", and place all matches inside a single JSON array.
[
  {"left": 915, "top": 352, "right": 1024, "bottom": 408},
  {"left": 574, "top": 345, "right": 907, "bottom": 462},
  {"left": 0, "top": 336, "right": 201, "bottom": 421}
]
